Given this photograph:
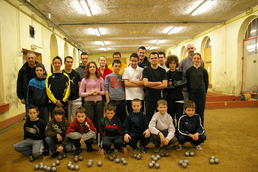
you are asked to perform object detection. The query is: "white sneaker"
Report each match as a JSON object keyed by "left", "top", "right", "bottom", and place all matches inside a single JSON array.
[
  {"left": 176, "top": 144, "right": 182, "bottom": 151},
  {"left": 196, "top": 145, "right": 202, "bottom": 151}
]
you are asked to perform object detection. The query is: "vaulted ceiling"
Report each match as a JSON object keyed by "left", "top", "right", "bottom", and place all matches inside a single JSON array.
[{"left": 17, "top": 0, "right": 258, "bottom": 54}]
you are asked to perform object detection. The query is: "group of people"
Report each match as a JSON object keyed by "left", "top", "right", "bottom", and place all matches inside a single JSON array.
[{"left": 14, "top": 44, "right": 208, "bottom": 161}]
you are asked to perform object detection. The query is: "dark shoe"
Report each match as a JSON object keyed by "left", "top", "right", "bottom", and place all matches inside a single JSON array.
[
  {"left": 140, "top": 147, "right": 147, "bottom": 153},
  {"left": 132, "top": 147, "right": 138, "bottom": 151},
  {"left": 154, "top": 147, "right": 160, "bottom": 154},
  {"left": 29, "top": 155, "right": 35, "bottom": 162},
  {"left": 86, "top": 146, "right": 93, "bottom": 152},
  {"left": 43, "top": 149, "right": 50, "bottom": 156},
  {"left": 74, "top": 149, "right": 82, "bottom": 155},
  {"left": 163, "top": 145, "right": 169, "bottom": 150},
  {"left": 50, "top": 152, "right": 60, "bottom": 159}
]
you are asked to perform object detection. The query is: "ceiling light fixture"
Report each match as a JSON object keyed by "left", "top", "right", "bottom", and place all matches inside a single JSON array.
[
  {"left": 190, "top": 0, "right": 214, "bottom": 16},
  {"left": 93, "top": 28, "right": 101, "bottom": 36},
  {"left": 155, "top": 40, "right": 160, "bottom": 45},
  {"left": 101, "top": 41, "right": 105, "bottom": 46},
  {"left": 167, "top": 27, "right": 182, "bottom": 34},
  {"left": 79, "top": 0, "right": 92, "bottom": 16}
]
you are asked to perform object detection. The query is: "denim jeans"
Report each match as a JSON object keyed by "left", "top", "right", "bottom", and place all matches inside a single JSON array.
[
  {"left": 45, "top": 136, "right": 72, "bottom": 153},
  {"left": 13, "top": 138, "right": 44, "bottom": 157}
]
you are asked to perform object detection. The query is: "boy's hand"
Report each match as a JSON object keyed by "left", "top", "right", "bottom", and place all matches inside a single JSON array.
[
  {"left": 123, "top": 147, "right": 128, "bottom": 156},
  {"left": 124, "top": 134, "right": 131, "bottom": 143},
  {"left": 80, "top": 138, "right": 85, "bottom": 144},
  {"left": 99, "top": 149, "right": 105, "bottom": 157},
  {"left": 56, "top": 146, "right": 63, "bottom": 152},
  {"left": 57, "top": 134, "right": 63, "bottom": 142},
  {"left": 193, "top": 133, "right": 199, "bottom": 141},
  {"left": 162, "top": 138, "right": 169, "bottom": 145},
  {"left": 143, "top": 129, "right": 150, "bottom": 138},
  {"left": 159, "top": 132, "right": 165, "bottom": 141}
]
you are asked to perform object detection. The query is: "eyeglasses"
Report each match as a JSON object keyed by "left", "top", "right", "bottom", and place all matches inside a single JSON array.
[{"left": 187, "top": 47, "right": 194, "bottom": 50}]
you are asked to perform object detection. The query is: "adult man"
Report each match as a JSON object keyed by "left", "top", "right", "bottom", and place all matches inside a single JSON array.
[
  {"left": 143, "top": 52, "right": 167, "bottom": 121},
  {"left": 137, "top": 46, "right": 150, "bottom": 68},
  {"left": 75, "top": 52, "right": 88, "bottom": 80},
  {"left": 63, "top": 56, "right": 81, "bottom": 122},
  {"left": 17, "top": 52, "right": 38, "bottom": 106},
  {"left": 158, "top": 52, "right": 169, "bottom": 71},
  {"left": 108, "top": 52, "right": 127, "bottom": 75},
  {"left": 179, "top": 44, "right": 204, "bottom": 102},
  {"left": 122, "top": 53, "right": 145, "bottom": 113}
]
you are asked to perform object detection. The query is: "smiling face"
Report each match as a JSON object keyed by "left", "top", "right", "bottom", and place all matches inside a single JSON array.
[
  {"left": 105, "top": 110, "right": 115, "bottom": 120},
  {"left": 130, "top": 57, "right": 139, "bottom": 69},
  {"left": 192, "top": 54, "right": 201, "bottom": 66},
  {"left": 98, "top": 56, "right": 107, "bottom": 67},
  {"left": 157, "top": 104, "right": 167, "bottom": 115},
  {"left": 64, "top": 58, "right": 73, "bottom": 70},
  {"left": 185, "top": 107, "right": 195, "bottom": 117},
  {"left": 149, "top": 54, "right": 159, "bottom": 66},
  {"left": 81, "top": 54, "right": 89, "bottom": 66},
  {"left": 52, "top": 59, "right": 62, "bottom": 71},
  {"left": 137, "top": 48, "right": 146, "bottom": 61},
  {"left": 186, "top": 44, "right": 196, "bottom": 57}
]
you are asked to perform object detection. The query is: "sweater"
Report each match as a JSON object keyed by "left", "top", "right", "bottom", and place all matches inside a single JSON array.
[
  {"left": 149, "top": 112, "right": 175, "bottom": 141},
  {"left": 24, "top": 118, "right": 46, "bottom": 140}
]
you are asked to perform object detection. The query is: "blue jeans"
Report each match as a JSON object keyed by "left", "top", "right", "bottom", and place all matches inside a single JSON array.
[
  {"left": 13, "top": 138, "right": 44, "bottom": 157},
  {"left": 45, "top": 136, "right": 72, "bottom": 153}
]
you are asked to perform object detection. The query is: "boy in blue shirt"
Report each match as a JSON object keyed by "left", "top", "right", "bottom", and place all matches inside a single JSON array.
[{"left": 177, "top": 101, "right": 206, "bottom": 151}]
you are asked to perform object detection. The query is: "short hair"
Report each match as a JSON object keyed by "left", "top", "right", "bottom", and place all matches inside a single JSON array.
[
  {"left": 132, "top": 98, "right": 142, "bottom": 105},
  {"left": 165, "top": 55, "right": 179, "bottom": 68},
  {"left": 130, "top": 53, "right": 139, "bottom": 60},
  {"left": 138, "top": 46, "right": 146, "bottom": 51},
  {"left": 157, "top": 99, "right": 167, "bottom": 106},
  {"left": 184, "top": 101, "right": 196, "bottom": 109},
  {"left": 104, "top": 103, "right": 116, "bottom": 112},
  {"left": 64, "top": 56, "right": 73, "bottom": 62},
  {"left": 81, "top": 52, "right": 88, "bottom": 57},
  {"left": 193, "top": 53, "right": 202, "bottom": 59},
  {"left": 27, "top": 51, "right": 36, "bottom": 58},
  {"left": 27, "top": 105, "right": 39, "bottom": 113},
  {"left": 75, "top": 107, "right": 86, "bottom": 115},
  {"left": 52, "top": 56, "right": 62, "bottom": 64},
  {"left": 112, "top": 59, "right": 121, "bottom": 66},
  {"left": 84, "top": 61, "right": 100, "bottom": 79},
  {"left": 149, "top": 52, "right": 158, "bottom": 58},
  {"left": 158, "top": 52, "right": 166, "bottom": 57},
  {"left": 35, "top": 63, "right": 47, "bottom": 75},
  {"left": 113, "top": 52, "right": 121, "bottom": 58},
  {"left": 52, "top": 107, "right": 65, "bottom": 115}
]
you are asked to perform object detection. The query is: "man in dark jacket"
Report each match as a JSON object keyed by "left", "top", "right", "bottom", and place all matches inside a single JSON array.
[{"left": 17, "top": 52, "right": 38, "bottom": 107}]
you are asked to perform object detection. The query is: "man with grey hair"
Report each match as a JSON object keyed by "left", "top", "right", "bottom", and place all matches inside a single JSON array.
[
  {"left": 17, "top": 52, "right": 38, "bottom": 105},
  {"left": 179, "top": 44, "right": 204, "bottom": 102}
]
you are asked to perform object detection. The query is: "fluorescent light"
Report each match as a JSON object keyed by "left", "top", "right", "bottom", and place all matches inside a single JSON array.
[
  {"left": 167, "top": 27, "right": 182, "bottom": 34},
  {"left": 101, "top": 41, "right": 105, "bottom": 46},
  {"left": 155, "top": 40, "right": 160, "bottom": 45},
  {"left": 190, "top": 0, "right": 214, "bottom": 16},
  {"left": 79, "top": 0, "right": 92, "bottom": 16},
  {"left": 100, "top": 47, "right": 108, "bottom": 51},
  {"left": 93, "top": 28, "right": 101, "bottom": 36}
]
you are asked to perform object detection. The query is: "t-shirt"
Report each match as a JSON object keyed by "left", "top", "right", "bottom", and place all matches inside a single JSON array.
[
  {"left": 122, "top": 66, "right": 144, "bottom": 100},
  {"left": 105, "top": 73, "right": 125, "bottom": 100},
  {"left": 142, "top": 66, "right": 167, "bottom": 101}
]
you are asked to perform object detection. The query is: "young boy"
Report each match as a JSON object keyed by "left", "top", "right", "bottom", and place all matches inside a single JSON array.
[
  {"left": 177, "top": 101, "right": 206, "bottom": 151},
  {"left": 105, "top": 60, "right": 127, "bottom": 124},
  {"left": 45, "top": 107, "right": 72, "bottom": 158},
  {"left": 149, "top": 99, "right": 177, "bottom": 153},
  {"left": 13, "top": 105, "right": 46, "bottom": 161},
  {"left": 99, "top": 104, "right": 126, "bottom": 156},
  {"left": 66, "top": 107, "right": 96, "bottom": 155},
  {"left": 123, "top": 98, "right": 150, "bottom": 153}
]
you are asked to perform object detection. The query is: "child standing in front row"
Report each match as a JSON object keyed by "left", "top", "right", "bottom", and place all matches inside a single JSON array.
[
  {"left": 66, "top": 107, "right": 96, "bottom": 155},
  {"left": 99, "top": 104, "right": 126, "bottom": 156},
  {"left": 149, "top": 100, "right": 177, "bottom": 154},
  {"left": 13, "top": 105, "right": 46, "bottom": 161},
  {"left": 123, "top": 98, "right": 150, "bottom": 153},
  {"left": 177, "top": 101, "right": 206, "bottom": 151},
  {"left": 45, "top": 107, "right": 72, "bottom": 159}
]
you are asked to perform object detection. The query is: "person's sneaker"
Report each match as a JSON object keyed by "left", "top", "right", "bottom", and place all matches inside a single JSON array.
[
  {"left": 43, "top": 149, "right": 50, "bottom": 156},
  {"left": 195, "top": 145, "right": 203, "bottom": 151},
  {"left": 86, "top": 146, "right": 94, "bottom": 152},
  {"left": 50, "top": 152, "right": 60, "bottom": 159},
  {"left": 114, "top": 149, "right": 119, "bottom": 153},
  {"left": 132, "top": 147, "right": 138, "bottom": 151},
  {"left": 154, "top": 147, "right": 160, "bottom": 154},
  {"left": 140, "top": 147, "right": 147, "bottom": 153},
  {"left": 74, "top": 149, "right": 82, "bottom": 155},
  {"left": 176, "top": 144, "right": 182, "bottom": 151},
  {"left": 163, "top": 145, "right": 169, "bottom": 150},
  {"left": 106, "top": 149, "right": 114, "bottom": 154}
]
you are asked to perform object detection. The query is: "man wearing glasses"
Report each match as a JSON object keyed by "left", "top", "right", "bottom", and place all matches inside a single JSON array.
[{"left": 179, "top": 44, "right": 204, "bottom": 102}]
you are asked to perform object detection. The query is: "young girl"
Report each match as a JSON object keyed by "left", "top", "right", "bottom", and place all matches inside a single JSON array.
[
  {"left": 97, "top": 56, "right": 112, "bottom": 80},
  {"left": 185, "top": 53, "right": 208, "bottom": 126},
  {"left": 79, "top": 61, "right": 105, "bottom": 141},
  {"left": 27, "top": 63, "right": 49, "bottom": 123},
  {"left": 164, "top": 55, "right": 186, "bottom": 127},
  {"left": 46, "top": 56, "right": 70, "bottom": 117}
]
